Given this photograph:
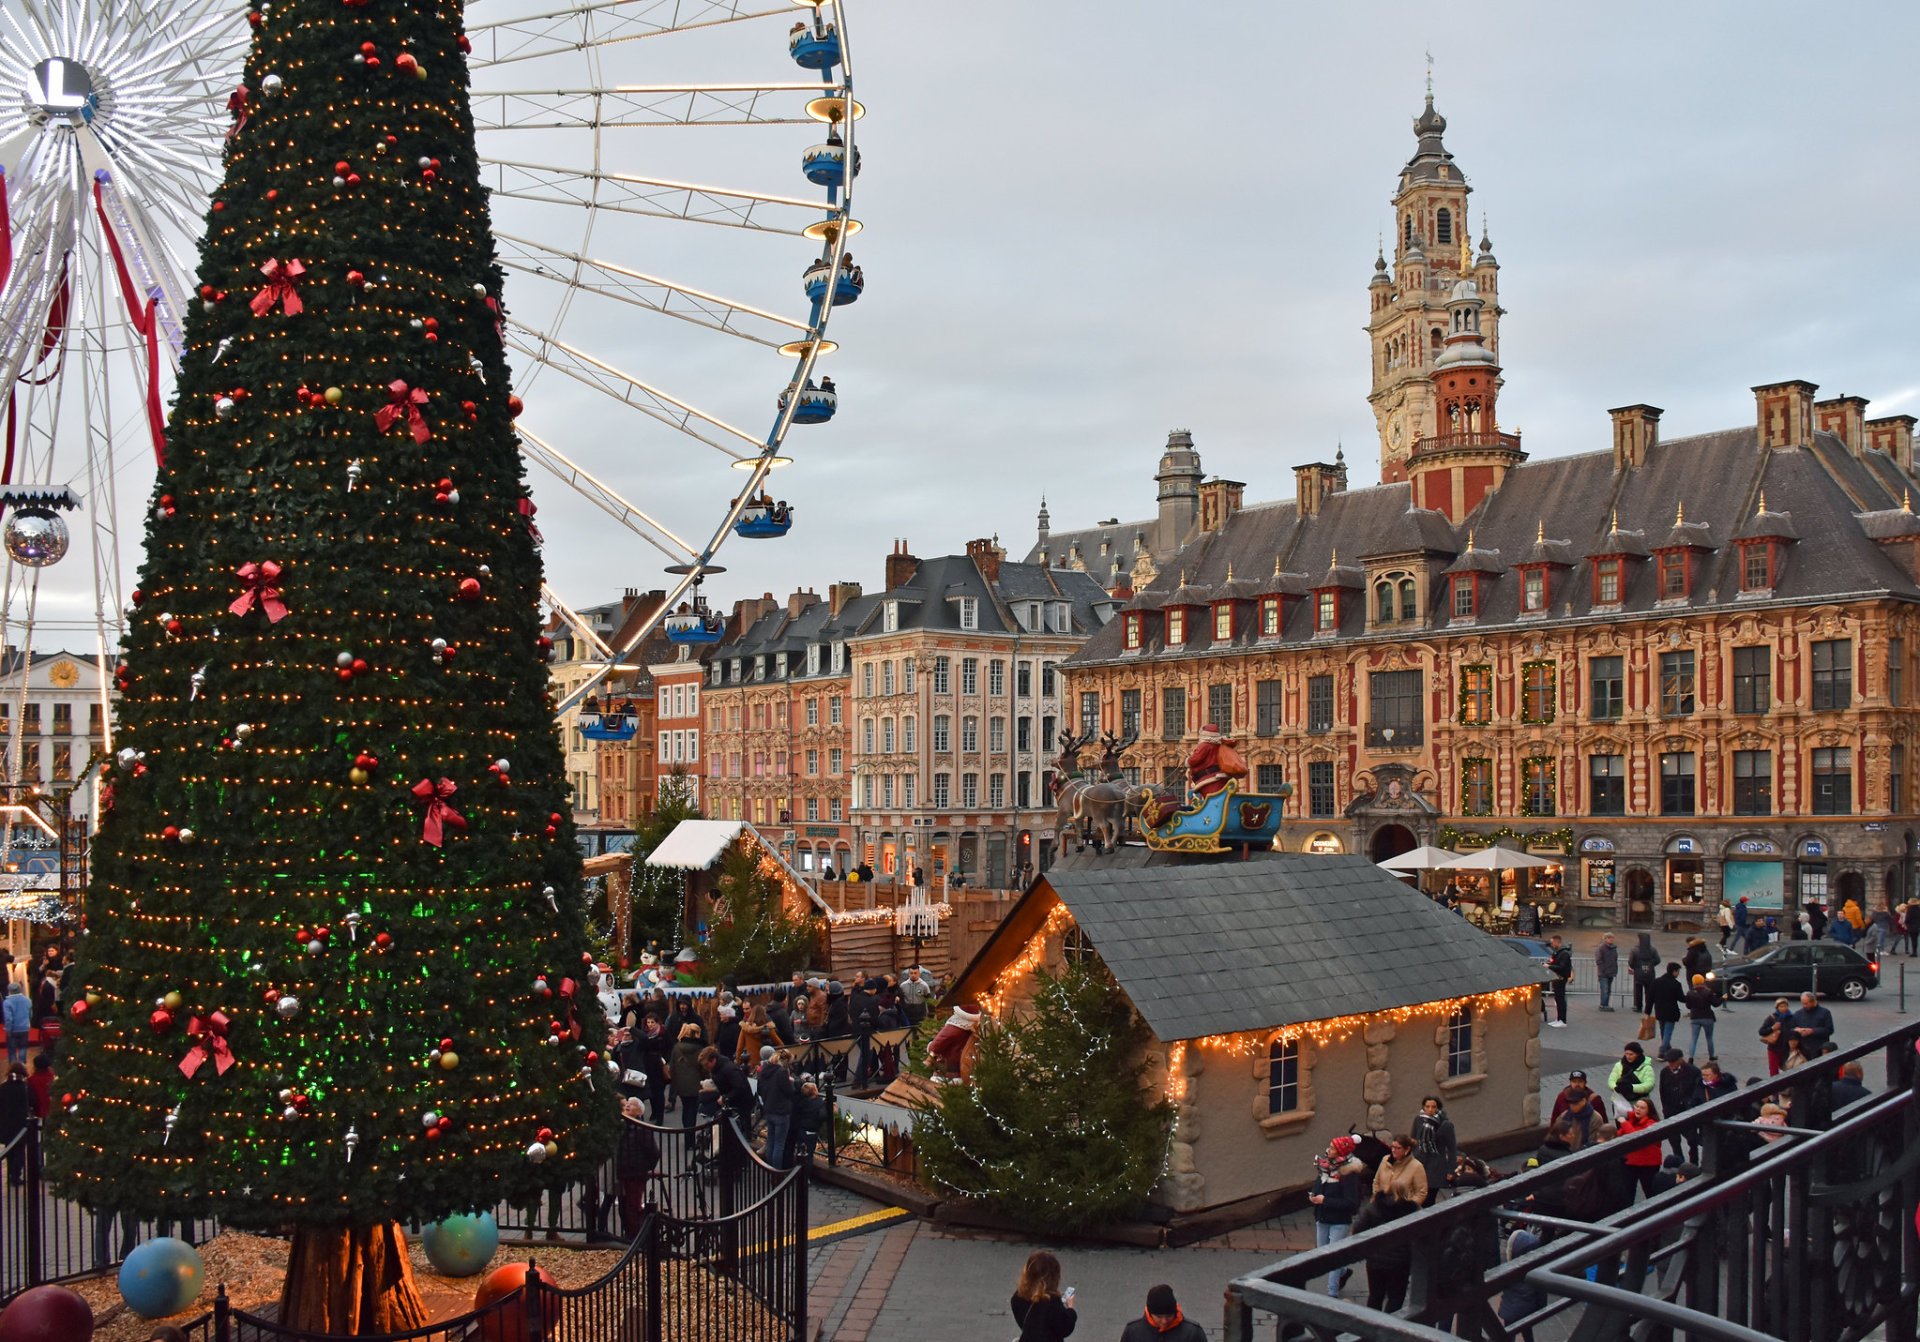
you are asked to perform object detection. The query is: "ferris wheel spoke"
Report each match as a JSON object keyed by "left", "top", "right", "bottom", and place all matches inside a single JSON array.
[
  {"left": 517, "top": 424, "right": 696, "bottom": 563},
  {"left": 541, "top": 585, "right": 618, "bottom": 660},
  {"left": 479, "top": 158, "right": 831, "bottom": 234},
  {"left": 468, "top": 0, "right": 785, "bottom": 69},
  {"left": 503, "top": 322, "right": 760, "bottom": 459},
  {"left": 494, "top": 232, "right": 805, "bottom": 347},
  {"left": 470, "top": 83, "right": 820, "bottom": 131}
]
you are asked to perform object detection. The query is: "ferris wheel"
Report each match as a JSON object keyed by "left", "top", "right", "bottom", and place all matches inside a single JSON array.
[{"left": 0, "top": 0, "right": 865, "bottom": 762}]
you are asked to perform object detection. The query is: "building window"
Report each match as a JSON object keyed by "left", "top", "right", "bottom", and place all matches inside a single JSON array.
[
  {"left": 1315, "top": 591, "right": 1337, "bottom": 633},
  {"left": 1307, "top": 675, "right": 1333, "bottom": 734},
  {"left": 1811, "top": 640, "right": 1852, "bottom": 711},
  {"left": 882, "top": 775, "right": 895, "bottom": 808},
  {"left": 989, "top": 661, "right": 1006, "bottom": 697},
  {"left": 1521, "top": 568, "right": 1545, "bottom": 613},
  {"left": 862, "top": 719, "right": 875, "bottom": 753},
  {"left": 1811, "top": 747, "right": 1852, "bottom": 815},
  {"left": 1167, "top": 608, "right": 1187, "bottom": 646},
  {"left": 1520, "top": 662, "right": 1556, "bottom": 725},
  {"left": 881, "top": 719, "right": 895, "bottom": 753},
  {"left": 1042, "top": 663, "right": 1057, "bottom": 697},
  {"left": 1461, "top": 758, "right": 1492, "bottom": 816},
  {"left": 861, "top": 776, "right": 874, "bottom": 809},
  {"left": 1660, "top": 752, "right": 1696, "bottom": 816},
  {"left": 1123, "top": 614, "right": 1143, "bottom": 650},
  {"left": 989, "top": 716, "right": 1006, "bottom": 752},
  {"left": 958, "top": 597, "right": 979, "bottom": 630},
  {"left": 904, "top": 717, "right": 916, "bottom": 751},
  {"left": 1522, "top": 757, "right": 1555, "bottom": 816},
  {"left": 1593, "top": 558, "right": 1622, "bottom": 605},
  {"left": 829, "top": 747, "right": 843, "bottom": 774},
  {"left": 1080, "top": 692, "right": 1100, "bottom": 735},
  {"left": 1017, "top": 717, "right": 1032, "bottom": 752},
  {"left": 989, "top": 773, "right": 1006, "bottom": 807},
  {"left": 1256, "top": 680, "right": 1282, "bottom": 736},
  {"left": 961, "top": 658, "right": 979, "bottom": 696},
  {"left": 1450, "top": 575, "right": 1477, "bottom": 619},
  {"left": 52, "top": 742, "right": 71, "bottom": 780},
  {"left": 932, "top": 659, "right": 950, "bottom": 695},
  {"left": 904, "top": 659, "right": 916, "bottom": 694},
  {"left": 1459, "top": 665, "right": 1493, "bottom": 725},
  {"left": 1660, "top": 650, "right": 1696, "bottom": 716},
  {"left": 961, "top": 716, "right": 979, "bottom": 753},
  {"left": 1733, "top": 750, "right": 1772, "bottom": 816},
  {"left": 806, "top": 699, "right": 819, "bottom": 727},
  {"left": 1214, "top": 604, "right": 1234, "bottom": 640},
  {"left": 1445, "top": 1004, "right": 1473, "bottom": 1078},
  {"left": 1374, "top": 581, "right": 1395, "bottom": 625},
  {"left": 862, "top": 663, "right": 874, "bottom": 697},
  {"left": 1208, "top": 684, "right": 1233, "bottom": 733},
  {"left": 961, "top": 773, "right": 979, "bottom": 807},
  {"left": 829, "top": 695, "right": 843, "bottom": 725},
  {"left": 806, "top": 749, "right": 819, "bottom": 775},
  {"left": 933, "top": 715, "right": 950, "bottom": 753},
  {"left": 1741, "top": 543, "right": 1772, "bottom": 591},
  {"left": 1256, "top": 764, "right": 1286, "bottom": 792},
  {"left": 1260, "top": 598, "right": 1282, "bottom": 636},
  {"left": 1589, "top": 755, "right": 1625, "bottom": 816},
  {"left": 1894, "top": 744, "right": 1906, "bottom": 813},
  {"left": 50, "top": 704, "right": 70, "bottom": 736},
  {"left": 1308, "top": 761, "right": 1336, "bottom": 818},
  {"left": 1659, "top": 551, "right": 1689, "bottom": 599},
  {"left": 1120, "top": 690, "right": 1141, "bottom": 738},
  {"left": 932, "top": 773, "right": 950, "bottom": 807},
  {"left": 882, "top": 662, "right": 896, "bottom": 695},
  {"left": 1162, "top": 687, "right": 1186, "bottom": 741},
  {"left": 1729, "top": 646, "right": 1770, "bottom": 714},
  {"left": 1366, "top": 670, "right": 1423, "bottom": 747},
  {"left": 1891, "top": 639, "right": 1905, "bottom": 707},
  {"left": 1267, "top": 1038, "right": 1300, "bottom": 1115},
  {"left": 1589, "top": 657, "right": 1624, "bottom": 720},
  {"left": 1016, "top": 662, "right": 1032, "bottom": 697},
  {"left": 1017, "top": 772, "right": 1032, "bottom": 808},
  {"left": 1435, "top": 207, "right": 1453, "bottom": 245}
]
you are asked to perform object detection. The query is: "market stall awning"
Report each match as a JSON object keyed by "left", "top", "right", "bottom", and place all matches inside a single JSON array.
[
  {"left": 644, "top": 819, "right": 746, "bottom": 870},
  {"left": 1377, "top": 845, "right": 1459, "bottom": 872},
  {"left": 1441, "top": 845, "right": 1558, "bottom": 872}
]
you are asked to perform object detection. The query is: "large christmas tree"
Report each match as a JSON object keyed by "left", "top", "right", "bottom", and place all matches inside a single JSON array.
[{"left": 46, "top": 0, "right": 617, "bottom": 1328}]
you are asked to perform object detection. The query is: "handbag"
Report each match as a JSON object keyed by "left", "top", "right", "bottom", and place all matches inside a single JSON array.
[
  {"left": 621, "top": 1068, "right": 648, "bottom": 1087},
  {"left": 1636, "top": 1014, "right": 1656, "bottom": 1042}
]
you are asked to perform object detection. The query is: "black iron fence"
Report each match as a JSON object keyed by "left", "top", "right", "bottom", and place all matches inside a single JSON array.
[
  {"left": 3, "top": 1116, "right": 806, "bottom": 1342},
  {"left": 1225, "top": 1019, "right": 1920, "bottom": 1342}
]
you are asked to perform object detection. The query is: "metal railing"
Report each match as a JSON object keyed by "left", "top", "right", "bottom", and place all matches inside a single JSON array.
[{"left": 1224, "top": 1019, "right": 1920, "bottom": 1342}]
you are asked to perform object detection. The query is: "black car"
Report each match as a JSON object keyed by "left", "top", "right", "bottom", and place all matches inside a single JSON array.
[
  {"left": 1715, "top": 941, "right": 1880, "bottom": 1001},
  {"left": 1498, "top": 935, "right": 1555, "bottom": 970}
]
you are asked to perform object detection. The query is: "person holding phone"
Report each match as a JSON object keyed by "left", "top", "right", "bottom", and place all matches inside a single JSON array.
[{"left": 1010, "top": 1250, "right": 1077, "bottom": 1341}]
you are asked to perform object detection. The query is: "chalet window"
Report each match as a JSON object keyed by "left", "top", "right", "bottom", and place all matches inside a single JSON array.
[
  {"left": 1167, "top": 608, "right": 1187, "bottom": 646},
  {"left": 1811, "top": 640, "right": 1852, "bottom": 711},
  {"left": 1811, "top": 747, "right": 1852, "bottom": 815},
  {"left": 1521, "top": 663, "right": 1556, "bottom": 724},
  {"left": 1214, "top": 604, "right": 1234, "bottom": 640},
  {"left": 1593, "top": 557, "right": 1622, "bottom": 604},
  {"left": 1521, "top": 568, "right": 1546, "bottom": 613},
  {"left": 1260, "top": 598, "right": 1282, "bottom": 636},
  {"left": 1459, "top": 665, "right": 1493, "bottom": 725},
  {"left": 1307, "top": 761, "right": 1336, "bottom": 818},
  {"left": 1123, "top": 614, "right": 1143, "bottom": 650},
  {"left": 1590, "top": 657, "right": 1624, "bottom": 720},
  {"left": 1316, "top": 592, "right": 1338, "bottom": 632},
  {"left": 1660, "top": 752, "right": 1696, "bottom": 816},
  {"left": 1461, "top": 758, "right": 1492, "bottom": 816},
  {"left": 1445, "top": 1004, "right": 1473, "bottom": 1078},
  {"left": 1451, "top": 574, "right": 1477, "bottom": 618},
  {"left": 1306, "top": 675, "right": 1334, "bottom": 734},
  {"left": 1732, "top": 647, "right": 1770, "bottom": 714},
  {"left": 1589, "top": 755, "right": 1625, "bottom": 816},
  {"left": 1208, "top": 684, "right": 1233, "bottom": 733},
  {"left": 1267, "top": 1038, "right": 1301, "bottom": 1115},
  {"left": 1120, "top": 689, "right": 1141, "bottom": 739},
  {"left": 1522, "top": 757, "right": 1555, "bottom": 816},
  {"left": 1660, "top": 651, "right": 1696, "bottom": 716},
  {"left": 1161, "top": 687, "right": 1186, "bottom": 741},
  {"left": 1741, "top": 543, "right": 1773, "bottom": 591},
  {"left": 1062, "top": 923, "right": 1095, "bottom": 965},
  {"left": 1733, "top": 751, "right": 1772, "bottom": 816},
  {"left": 1659, "top": 551, "right": 1689, "bottom": 599},
  {"left": 1256, "top": 680, "right": 1282, "bottom": 736}
]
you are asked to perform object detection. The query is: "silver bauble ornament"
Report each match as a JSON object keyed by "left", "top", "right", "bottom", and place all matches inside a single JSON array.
[
  {"left": 276, "top": 994, "right": 301, "bottom": 1018},
  {"left": 261, "top": 73, "right": 284, "bottom": 96},
  {"left": 3, "top": 508, "right": 69, "bottom": 568},
  {"left": 526, "top": 1141, "right": 549, "bottom": 1163}
]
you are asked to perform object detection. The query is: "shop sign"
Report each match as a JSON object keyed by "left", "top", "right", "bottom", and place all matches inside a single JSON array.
[
  {"left": 1039, "top": 829, "right": 1056, "bottom": 840},
  {"left": 1580, "top": 837, "right": 1616, "bottom": 853},
  {"left": 1666, "top": 836, "right": 1700, "bottom": 855},
  {"left": 1798, "top": 838, "right": 1827, "bottom": 858},
  {"left": 1864, "top": 823, "right": 1886, "bottom": 833},
  {"left": 804, "top": 826, "right": 838, "bottom": 838},
  {"left": 1731, "top": 839, "right": 1779, "bottom": 855}
]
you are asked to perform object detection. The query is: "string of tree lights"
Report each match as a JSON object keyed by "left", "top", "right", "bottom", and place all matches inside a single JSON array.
[{"left": 43, "top": 0, "right": 617, "bottom": 1328}]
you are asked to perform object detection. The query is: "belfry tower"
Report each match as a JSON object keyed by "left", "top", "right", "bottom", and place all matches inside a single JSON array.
[{"left": 1367, "top": 90, "right": 1502, "bottom": 483}]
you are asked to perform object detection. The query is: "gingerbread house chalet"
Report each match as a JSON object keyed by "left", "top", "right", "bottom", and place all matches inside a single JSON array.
[{"left": 944, "top": 851, "right": 1552, "bottom": 1222}]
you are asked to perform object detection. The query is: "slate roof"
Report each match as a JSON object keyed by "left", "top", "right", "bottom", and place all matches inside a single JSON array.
[{"left": 1034, "top": 854, "right": 1550, "bottom": 1041}]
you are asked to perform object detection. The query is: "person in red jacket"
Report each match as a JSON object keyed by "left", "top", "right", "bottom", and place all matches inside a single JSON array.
[
  {"left": 1615, "top": 1098, "right": 1665, "bottom": 1199},
  {"left": 25, "top": 1052, "right": 52, "bottom": 1119}
]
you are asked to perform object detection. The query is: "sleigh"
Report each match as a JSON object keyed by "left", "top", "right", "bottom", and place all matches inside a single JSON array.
[{"left": 1137, "top": 780, "right": 1288, "bottom": 855}]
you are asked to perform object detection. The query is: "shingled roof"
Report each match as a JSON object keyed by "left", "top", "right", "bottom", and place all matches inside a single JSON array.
[{"left": 1025, "top": 855, "right": 1550, "bottom": 1041}]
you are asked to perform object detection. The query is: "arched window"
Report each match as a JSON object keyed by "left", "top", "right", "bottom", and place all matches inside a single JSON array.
[
  {"left": 1399, "top": 578, "right": 1418, "bottom": 619},
  {"left": 1436, "top": 207, "right": 1453, "bottom": 245},
  {"left": 1403, "top": 214, "right": 1414, "bottom": 246},
  {"left": 1375, "top": 582, "right": 1395, "bottom": 623},
  {"left": 1431, "top": 328, "right": 1444, "bottom": 359}
]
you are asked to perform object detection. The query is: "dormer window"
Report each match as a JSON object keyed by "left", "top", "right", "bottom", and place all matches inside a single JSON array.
[
  {"left": 1123, "top": 613, "right": 1144, "bottom": 650},
  {"left": 1521, "top": 568, "right": 1546, "bottom": 614},
  {"left": 1213, "top": 603, "right": 1234, "bottom": 640},
  {"left": 1658, "top": 551, "right": 1690, "bottom": 599},
  {"left": 1593, "top": 557, "right": 1622, "bottom": 605},
  {"left": 1315, "top": 592, "right": 1338, "bottom": 633},
  {"left": 958, "top": 597, "right": 979, "bottom": 630},
  {"left": 1167, "top": 608, "right": 1187, "bottom": 646},
  {"left": 884, "top": 601, "right": 900, "bottom": 633},
  {"left": 807, "top": 644, "right": 822, "bottom": 675},
  {"left": 1260, "top": 598, "right": 1282, "bottom": 637},
  {"left": 1450, "top": 573, "right": 1479, "bottom": 619},
  {"left": 1371, "top": 571, "right": 1419, "bottom": 625},
  {"left": 1740, "top": 542, "right": 1776, "bottom": 592}
]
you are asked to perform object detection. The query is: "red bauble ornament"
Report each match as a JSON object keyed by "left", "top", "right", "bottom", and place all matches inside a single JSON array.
[
  {"left": 165, "top": 619, "right": 184, "bottom": 636},
  {"left": 421, "top": 169, "right": 436, "bottom": 183},
  {"left": 266, "top": 189, "right": 278, "bottom": 201},
  {"left": 199, "top": 284, "right": 216, "bottom": 300},
  {"left": 265, "top": 988, "right": 281, "bottom": 1003},
  {"left": 351, "top": 658, "right": 368, "bottom": 675},
  {"left": 457, "top": 577, "right": 483, "bottom": 601},
  {"left": 150, "top": 1008, "right": 175, "bottom": 1034},
  {"left": 334, "top": 160, "right": 350, "bottom": 175},
  {"left": 346, "top": 269, "right": 366, "bottom": 287},
  {"left": 440, "top": 1037, "right": 455, "bottom": 1051},
  {"left": 395, "top": 52, "right": 418, "bottom": 74},
  {"left": 212, "top": 201, "right": 224, "bottom": 212},
  {"left": 162, "top": 825, "right": 180, "bottom": 842},
  {"left": 67, "top": 999, "right": 89, "bottom": 1025},
  {"left": 355, "top": 752, "right": 378, "bottom": 769},
  {"left": 337, "top": 668, "right": 354, "bottom": 683},
  {"left": 425, "top": 1126, "right": 442, "bottom": 1142},
  {"left": 360, "top": 41, "right": 375, "bottom": 55},
  {"left": 507, "top": 395, "right": 524, "bottom": 418},
  {"left": 374, "top": 932, "right": 393, "bottom": 949},
  {"left": 536, "top": 1127, "right": 555, "bottom": 1143},
  {"left": 247, "top": 9, "right": 261, "bottom": 23},
  {"left": 130, "top": 589, "right": 143, "bottom": 605},
  {"left": 347, "top": 172, "right": 363, "bottom": 187}
]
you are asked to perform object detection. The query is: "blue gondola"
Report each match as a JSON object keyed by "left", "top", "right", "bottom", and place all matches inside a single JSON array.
[
  {"left": 579, "top": 698, "right": 640, "bottom": 742},
  {"left": 803, "top": 261, "right": 863, "bottom": 307},
  {"left": 665, "top": 607, "right": 725, "bottom": 645},
  {"left": 1138, "top": 781, "right": 1289, "bottom": 855},
  {"left": 801, "top": 142, "right": 861, "bottom": 189},
  {"left": 733, "top": 499, "right": 794, "bottom": 539},
  {"left": 789, "top": 25, "right": 841, "bottom": 71},
  {"left": 778, "top": 382, "right": 838, "bottom": 425}
]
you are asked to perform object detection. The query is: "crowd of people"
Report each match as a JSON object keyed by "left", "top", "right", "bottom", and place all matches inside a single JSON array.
[{"left": 1714, "top": 892, "right": 1920, "bottom": 955}]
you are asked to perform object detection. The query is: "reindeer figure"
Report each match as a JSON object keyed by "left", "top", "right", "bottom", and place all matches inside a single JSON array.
[{"left": 1051, "top": 727, "right": 1146, "bottom": 853}]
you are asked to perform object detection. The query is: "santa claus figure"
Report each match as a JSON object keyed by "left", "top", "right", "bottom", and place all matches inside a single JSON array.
[
  {"left": 1186, "top": 722, "right": 1244, "bottom": 800},
  {"left": 927, "top": 1000, "right": 982, "bottom": 1077}
]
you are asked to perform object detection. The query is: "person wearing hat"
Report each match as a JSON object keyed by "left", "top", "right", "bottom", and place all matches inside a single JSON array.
[
  {"left": 823, "top": 981, "right": 851, "bottom": 1038},
  {"left": 1185, "top": 722, "right": 1245, "bottom": 801},
  {"left": 1307, "top": 1136, "right": 1367, "bottom": 1296},
  {"left": 1608, "top": 1042, "right": 1655, "bottom": 1112},
  {"left": 1683, "top": 972, "right": 1720, "bottom": 1063},
  {"left": 1656, "top": 1047, "right": 1703, "bottom": 1161},
  {"left": 1120, "top": 1284, "right": 1206, "bottom": 1341}
]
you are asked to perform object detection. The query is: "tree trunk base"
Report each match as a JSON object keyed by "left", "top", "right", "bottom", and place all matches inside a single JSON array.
[{"left": 279, "top": 1222, "right": 431, "bottom": 1336}]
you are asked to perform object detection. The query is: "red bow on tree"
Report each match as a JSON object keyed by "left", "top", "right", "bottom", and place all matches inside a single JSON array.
[
  {"left": 226, "top": 87, "right": 249, "bottom": 141},
  {"left": 229, "top": 560, "right": 289, "bottom": 623},
  {"left": 518, "top": 498, "right": 543, "bottom": 543},
  {"left": 410, "top": 777, "right": 467, "bottom": 846},
  {"left": 179, "top": 1011, "right": 236, "bottom": 1078},
  {"left": 377, "top": 379, "right": 431, "bottom": 443},
  {"left": 486, "top": 295, "right": 503, "bottom": 342},
  {"left": 250, "top": 258, "right": 305, "bottom": 317},
  {"left": 557, "top": 977, "right": 582, "bottom": 1040}
]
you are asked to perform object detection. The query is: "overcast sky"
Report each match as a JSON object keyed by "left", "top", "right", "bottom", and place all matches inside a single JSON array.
[{"left": 22, "top": 2, "right": 1920, "bottom": 644}]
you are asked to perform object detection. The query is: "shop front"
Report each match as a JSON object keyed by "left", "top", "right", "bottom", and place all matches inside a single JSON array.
[
  {"left": 1303, "top": 830, "right": 1345, "bottom": 855},
  {"left": 1795, "top": 836, "right": 1831, "bottom": 912},
  {"left": 1664, "top": 834, "right": 1706, "bottom": 922},
  {"left": 1722, "top": 836, "right": 1786, "bottom": 922},
  {"left": 1578, "top": 835, "right": 1619, "bottom": 925}
]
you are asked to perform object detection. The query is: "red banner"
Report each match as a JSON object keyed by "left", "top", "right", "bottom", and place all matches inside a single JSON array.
[{"left": 90, "top": 179, "right": 166, "bottom": 464}]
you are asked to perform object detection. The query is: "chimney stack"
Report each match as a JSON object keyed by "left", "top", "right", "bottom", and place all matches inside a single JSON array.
[
  {"left": 1197, "top": 478, "right": 1247, "bottom": 533},
  {"left": 1867, "top": 415, "right": 1917, "bottom": 472},
  {"left": 1754, "top": 380, "right": 1818, "bottom": 449},
  {"left": 829, "top": 580, "right": 862, "bottom": 617},
  {"left": 965, "top": 537, "right": 1005, "bottom": 585},
  {"left": 884, "top": 539, "right": 919, "bottom": 591},
  {"left": 1293, "top": 462, "right": 1343, "bottom": 518},
  {"left": 787, "top": 587, "right": 820, "bottom": 619},
  {"left": 1814, "top": 395, "right": 1869, "bottom": 457},
  {"left": 1608, "top": 404, "right": 1663, "bottom": 471}
]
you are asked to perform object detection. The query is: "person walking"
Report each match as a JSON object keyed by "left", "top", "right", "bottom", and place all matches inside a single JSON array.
[
  {"left": 2, "top": 982, "right": 29, "bottom": 1066},
  {"left": 1307, "top": 1136, "right": 1366, "bottom": 1296},
  {"left": 792, "top": 1080, "right": 828, "bottom": 1164},
  {"left": 1655, "top": 1047, "right": 1703, "bottom": 1161},
  {"left": 1372, "top": 1134, "right": 1429, "bottom": 1205},
  {"left": 1904, "top": 902, "right": 1920, "bottom": 957},
  {"left": 757, "top": 1048, "right": 796, "bottom": 1169},
  {"left": 1787, "top": 991, "right": 1836, "bottom": 1055},
  {"left": 1608, "top": 1042, "right": 1655, "bottom": 1115},
  {"left": 735, "top": 1004, "right": 771, "bottom": 1067},
  {"left": 1681, "top": 937, "right": 1713, "bottom": 983},
  {"left": 1009, "top": 1250, "right": 1077, "bottom": 1342},
  {"left": 1717, "top": 901, "right": 1736, "bottom": 950},
  {"left": 0, "top": 1062, "right": 28, "bottom": 1186},
  {"left": 1684, "top": 975, "right": 1719, "bottom": 1062},
  {"left": 1550, "top": 1069, "right": 1611, "bottom": 1129},
  {"left": 1544, "top": 936, "right": 1572, "bottom": 1028},
  {"left": 615, "top": 1098, "right": 660, "bottom": 1239},
  {"left": 667, "top": 1023, "right": 705, "bottom": 1134},
  {"left": 1628, "top": 933, "right": 1661, "bottom": 1015},
  {"left": 1615, "top": 1098, "right": 1665, "bottom": 1199},
  {"left": 1594, "top": 934, "right": 1619, "bottom": 1012},
  {"left": 1410, "top": 1097, "right": 1457, "bottom": 1206},
  {"left": 1649, "top": 962, "right": 1687, "bottom": 1051},
  {"left": 1758, "top": 997, "right": 1794, "bottom": 1075},
  {"left": 1118, "top": 1285, "right": 1205, "bottom": 1342}
]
